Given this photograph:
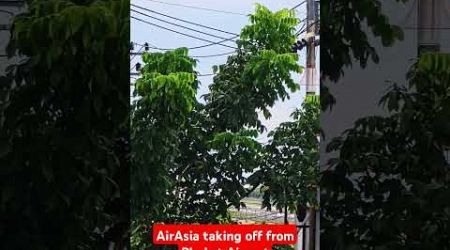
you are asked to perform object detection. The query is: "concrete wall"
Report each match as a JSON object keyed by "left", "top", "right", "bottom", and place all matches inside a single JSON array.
[
  {"left": 320, "top": 0, "right": 450, "bottom": 164},
  {"left": 0, "top": 0, "right": 26, "bottom": 74}
]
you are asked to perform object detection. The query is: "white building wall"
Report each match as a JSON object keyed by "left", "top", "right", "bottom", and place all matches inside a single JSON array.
[
  {"left": 0, "top": 0, "right": 26, "bottom": 74},
  {"left": 321, "top": 0, "right": 450, "bottom": 164}
]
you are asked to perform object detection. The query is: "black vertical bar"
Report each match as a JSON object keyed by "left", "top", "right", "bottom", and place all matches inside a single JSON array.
[{"left": 303, "top": 226, "right": 306, "bottom": 250}]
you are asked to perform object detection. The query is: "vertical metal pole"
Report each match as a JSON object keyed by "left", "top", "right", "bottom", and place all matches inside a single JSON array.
[
  {"left": 315, "top": 189, "right": 320, "bottom": 250},
  {"left": 303, "top": 226, "right": 306, "bottom": 250},
  {"left": 305, "top": 1, "right": 317, "bottom": 250},
  {"left": 313, "top": 1, "right": 320, "bottom": 249}
]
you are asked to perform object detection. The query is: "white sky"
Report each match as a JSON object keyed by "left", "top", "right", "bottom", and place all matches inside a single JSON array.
[{"left": 130, "top": 0, "right": 319, "bottom": 143}]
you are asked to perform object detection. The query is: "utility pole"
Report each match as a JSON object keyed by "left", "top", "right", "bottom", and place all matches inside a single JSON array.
[
  {"left": 292, "top": 1, "right": 320, "bottom": 247},
  {"left": 303, "top": 1, "right": 318, "bottom": 250},
  {"left": 305, "top": 0, "right": 317, "bottom": 96}
]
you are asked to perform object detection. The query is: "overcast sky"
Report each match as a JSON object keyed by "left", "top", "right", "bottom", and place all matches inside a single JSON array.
[{"left": 130, "top": 0, "right": 319, "bottom": 143}]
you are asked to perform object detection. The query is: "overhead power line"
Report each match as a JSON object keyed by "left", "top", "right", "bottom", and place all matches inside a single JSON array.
[
  {"left": 296, "top": 21, "right": 319, "bottom": 35},
  {"left": 142, "top": 0, "right": 248, "bottom": 16},
  {"left": 136, "top": 34, "right": 239, "bottom": 50},
  {"left": 131, "top": 8, "right": 237, "bottom": 43},
  {"left": 131, "top": 3, "right": 309, "bottom": 51},
  {"left": 131, "top": 43, "right": 236, "bottom": 58},
  {"left": 296, "top": 23, "right": 307, "bottom": 35},
  {"left": 132, "top": 15, "right": 238, "bottom": 50},
  {"left": 143, "top": 0, "right": 307, "bottom": 16},
  {"left": 191, "top": 51, "right": 236, "bottom": 58},
  {"left": 131, "top": 4, "right": 239, "bottom": 36},
  {"left": 290, "top": 1, "right": 307, "bottom": 10},
  {"left": 130, "top": 45, "right": 145, "bottom": 61},
  {"left": 129, "top": 72, "right": 216, "bottom": 77},
  {"left": 295, "top": 18, "right": 308, "bottom": 34},
  {"left": 132, "top": 41, "right": 171, "bottom": 51}
]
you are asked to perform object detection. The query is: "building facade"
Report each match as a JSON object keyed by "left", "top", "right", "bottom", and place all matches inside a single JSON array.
[
  {"left": 321, "top": 0, "right": 450, "bottom": 164},
  {"left": 0, "top": 0, "right": 26, "bottom": 74}
]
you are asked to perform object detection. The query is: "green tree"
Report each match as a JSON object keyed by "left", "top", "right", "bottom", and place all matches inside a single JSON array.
[
  {"left": 321, "top": 53, "right": 450, "bottom": 249},
  {"left": 165, "top": 4, "right": 304, "bottom": 223},
  {"left": 168, "top": 120, "right": 263, "bottom": 224},
  {"left": 250, "top": 100, "right": 320, "bottom": 224},
  {"left": 0, "top": 0, "right": 129, "bottom": 248},
  {"left": 131, "top": 48, "right": 197, "bottom": 218},
  {"left": 205, "top": 4, "right": 302, "bottom": 132},
  {"left": 130, "top": 4, "right": 305, "bottom": 249},
  {"left": 130, "top": 48, "right": 197, "bottom": 249}
]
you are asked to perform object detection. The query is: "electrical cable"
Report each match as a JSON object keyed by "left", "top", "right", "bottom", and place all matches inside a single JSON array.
[
  {"left": 131, "top": 5, "right": 308, "bottom": 51},
  {"left": 131, "top": 8, "right": 237, "bottom": 43},
  {"left": 130, "top": 4, "right": 310, "bottom": 57},
  {"left": 131, "top": 42, "right": 237, "bottom": 58},
  {"left": 141, "top": 0, "right": 248, "bottom": 16},
  {"left": 128, "top": 72, "right": 216, "bottom": 80},
  {"left": 290, "top": 0, "right": 307, "bottom": 10},
  {"left": 142, "top": 0, "right": 306, "bottom": 16},
  {"left": 146, "top": 34, "right": 238, "bottom": 50},
  {"left": 191, "top": 51, "right": 236, "bottom": 58},
  {"left": 130, "top": 45, "right": 144, "bottom": 62},
  {"left": 296, "top": 22, "right": 307, "bottom": 36},
  {"left": 296, "top": 25, "right": 308, "bottom": 35},
  {"left": 198, "top": 73, "right": 215, "bottom": 76},
  {"left": 131, "top": 4, "right": 239, "bottom": 36},
  {"left": 131, "top": 41, "right": 172, "bottom": 51},
  {"left": 132, "top": 15, "right": 238, "bottom": 49},
  {"left": 296, "top": 21, "right": 318, "bottom": 35}
]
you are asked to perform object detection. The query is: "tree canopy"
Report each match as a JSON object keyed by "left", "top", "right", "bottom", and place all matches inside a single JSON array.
[
  {"left": 321, "top": 53, "right": 450, "bottom": 249},
  {"left": 250, "top": 99, "right": 320, "bottom": 223},
  {"left": 130, "top": 4, "right": 318, "bottom": 249},
  {"left": 1, "top": 0, "right": 129, "bottom": 248}
]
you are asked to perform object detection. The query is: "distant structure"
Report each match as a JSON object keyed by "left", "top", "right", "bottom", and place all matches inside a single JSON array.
[
  {"left": 321, "top": 0, "right": 450, "bottom": 160},
  {"left": 0, "top": 0, "right": 26, "bottom": 74}
]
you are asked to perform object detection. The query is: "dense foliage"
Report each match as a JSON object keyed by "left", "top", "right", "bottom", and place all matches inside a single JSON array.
[
  {"left": 130, "top": 48, "right": 198, "bottom": 249},
  {"left": 1, "top": 0, "right": 129, "bottom": 249},
  {"left": 205, "top": 4, "right": 301, "bottom": 132},
  {"left": 321, "top": 53, "right": 450, "bottom": 249},
  {"left": 319, "top": 1, "right": 450, "bottom": 248},
  {"left": 130, "top": 4, "right": 318, "bottom": 249},
  {"left": 251, "top": 100, "right": 320, "bottom": 223},
  {"left": 131, "top": 48, "right": 197, "bottom": 219},
  {"left": 172, "top": 4, "right": 303, "bottom": 221}
]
